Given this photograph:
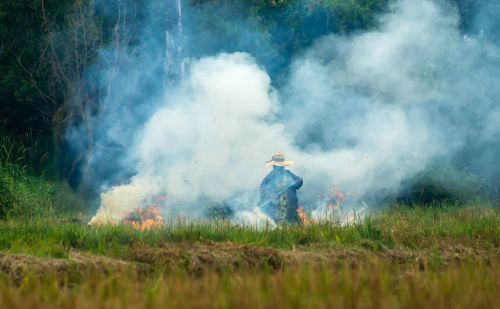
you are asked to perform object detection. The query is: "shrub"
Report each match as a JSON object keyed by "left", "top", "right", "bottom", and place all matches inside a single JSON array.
[
  {"left": 397, "top": 163, "right": 483, "bottom": 205},
  {"left": 0, "top": 166, "right": 17, "bottom": 218}
]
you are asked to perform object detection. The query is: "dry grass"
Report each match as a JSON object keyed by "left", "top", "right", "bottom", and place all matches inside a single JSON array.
[
  {"left": 0, "top": 242, "right": 497, "bottom": 308},
  {"left": 0, "top": 260, "right": 498, "bottom": 309},
  {"left": 0, "top": 242, "right": 496, "bottom": 281}
]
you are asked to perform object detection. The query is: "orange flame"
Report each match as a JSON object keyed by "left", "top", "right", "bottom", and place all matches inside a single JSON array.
[
  {"left": 297, "top": 207, "right": 309, "bottom": 225},
  {"left": 121, "top": 196, "right": 166, "bottom": 231},
  {"left": 332, "top": 187, "right": 346, "bottom": 202},
  {"left": 328, "top": 187, "right": 347, "bottom": 211}
]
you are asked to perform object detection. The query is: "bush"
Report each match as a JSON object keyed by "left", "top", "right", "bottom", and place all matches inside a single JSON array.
[
  {"left": 0, "top": 166, "right": 17, "bottom": 218},
  {"left": 0, "top": 131, "right": 51, "bottom": 218},
  {"left": 397, "top": 163, "right": 483, "bottom": 205},
  {"left": 0, "top": 163, "right": 55, "bottom": 219}
]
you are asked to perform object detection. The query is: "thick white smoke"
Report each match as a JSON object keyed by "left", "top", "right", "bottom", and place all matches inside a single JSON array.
[
  {"left": 91, "top": 53, "right": 291, "bottom": 224},
  {"left": 89, "top": 0, "right": 500, "bottom": 225},
  {"left": 284, "top": 0, "right": 466, "bottom": 196}
]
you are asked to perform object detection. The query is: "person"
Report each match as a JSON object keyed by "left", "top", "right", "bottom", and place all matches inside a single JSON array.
[{"left": 259, "top": 152, "right": 303, "bottom": 224}]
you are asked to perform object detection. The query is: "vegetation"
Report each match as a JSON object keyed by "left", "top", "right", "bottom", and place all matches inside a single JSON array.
[
  {"left": 0, "top": 203, "right": 497, "bottom": 257},
  {"left": 397, "top": 164, "right": 484, "bottom": 204},
  {"left": 0, "top": 131, "right": 85, "bottom": 219},
  {"left": 0, "top": 132, "right": 51, "bottom": 218},
  {"left": 0, "top": 204, "right": 498, "bottom": 308},
  {"left": 0, "top": 0, "right": 479, "bottom": 136},
  {"left": 0, "top": 262, "right": 498, "bottom": 308},
  {"left": 0, "top": 0, "right": 392, "bottom": 135}
]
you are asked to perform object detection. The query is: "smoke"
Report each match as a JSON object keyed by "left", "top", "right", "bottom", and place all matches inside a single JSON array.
[
  {"left": 285, "top": 1, "right": 465, "bottom": 195},
  {"left": 80, "top": 0, "right": 500, "bottom": 225},
  {"left": 90, "top": 53, "right": 291, "bottom": 224},
  {"left": 284, "top": 0, "right": 500, "bottom": 199},
  {"left": 132, "top": 53, "right": 287, "bottom": 203}
]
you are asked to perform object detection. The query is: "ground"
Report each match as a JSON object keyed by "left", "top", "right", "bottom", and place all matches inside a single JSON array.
[{"left": 0, "top": 203, "right": 498, "bottom": 308}]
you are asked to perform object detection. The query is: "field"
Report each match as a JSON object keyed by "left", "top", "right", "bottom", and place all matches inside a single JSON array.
[{"left": 0, "top": 203, "right": 498, "bottom": 308}]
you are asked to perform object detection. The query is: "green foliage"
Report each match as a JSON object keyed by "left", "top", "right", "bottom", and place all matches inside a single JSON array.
[
  {"left": 0, "top": 164, "right": 54, "bottom": 219},
  {"left": 0, "top": 130, "right": 53, "bottom": 175},
  {"left": 321, "top": 0, "right": 393, "bottom": 32},
  {"left": 0, "top": 131, "right": 86, "bottom": 219},
  {"left": 0, "top": 130, "right": 50, "bottom": 218},
  {"left": 0, "top": 167, "right": 88, "bottom": 220},
  {"left": 184, "top": 0, "right": 393, "bottom": 85},
  {"left": 0, "top": 166, "right": 16, "bottom": 218},
  {"left": 0, "top": 0, "right": 69, "bottom": 132},
  {"left": 398, "top": 163, "right": 484, "bottom": 204}
]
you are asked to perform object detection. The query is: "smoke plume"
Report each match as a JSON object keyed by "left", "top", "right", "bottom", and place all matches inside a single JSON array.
[{"left": 79, "top": 0, "right": 500, "bottom": 225}]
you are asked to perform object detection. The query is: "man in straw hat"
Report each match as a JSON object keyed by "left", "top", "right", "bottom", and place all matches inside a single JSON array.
[{"left": 260, "top": 152, "right": 303, "bottom": 224}]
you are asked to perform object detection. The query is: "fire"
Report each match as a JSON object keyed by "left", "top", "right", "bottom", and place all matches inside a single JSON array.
[
  {"left": 310, "top": 186, "right": 367, "bottom": 225},
  {"left": 330, "top": 186, "right": 346, "bottom": 208},
  {"left": 297, "top": 207, "right": 309, "bottom": 225},
  {"left": 122, "top": 205, "right": 165, "bottom": 231},
  {"left": 121, "top": 195, "right": 167, "bottom": 231}
]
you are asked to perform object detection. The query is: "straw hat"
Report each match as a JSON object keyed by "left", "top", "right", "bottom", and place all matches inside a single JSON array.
[{"left": 265, "top": 152, "right": 294, "bottom": 167}]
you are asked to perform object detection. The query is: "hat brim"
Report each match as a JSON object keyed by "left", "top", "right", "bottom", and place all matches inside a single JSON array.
[{"left": 265, "top": 160, "right": 294, "bottom": 167}]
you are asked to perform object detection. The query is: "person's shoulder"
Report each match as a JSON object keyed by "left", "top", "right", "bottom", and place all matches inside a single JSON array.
[
  {"left": 286, "top": 169, "right": 299, "bottom": 177},
  {"left": 262, "top": 170, "right": 275, "bottom": 181}
]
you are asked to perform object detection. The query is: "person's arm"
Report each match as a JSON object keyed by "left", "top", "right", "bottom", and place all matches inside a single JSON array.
[{"left": 287, "top": 171, "right": 303, "bottom": 189}]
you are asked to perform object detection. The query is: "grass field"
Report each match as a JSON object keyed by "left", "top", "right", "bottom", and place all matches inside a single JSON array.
[{"left": 0, "top": 203, "right": 498, "bottom": 308}]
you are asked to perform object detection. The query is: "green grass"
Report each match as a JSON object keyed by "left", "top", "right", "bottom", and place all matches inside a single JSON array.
[{"left": 0, "top": 203, "right": 497, "bottom": 258}]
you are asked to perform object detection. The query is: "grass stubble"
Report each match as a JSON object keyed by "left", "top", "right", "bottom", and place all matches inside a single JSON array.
[{"left": 0, "top": 204, "right": 498, "bottom": 308}]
